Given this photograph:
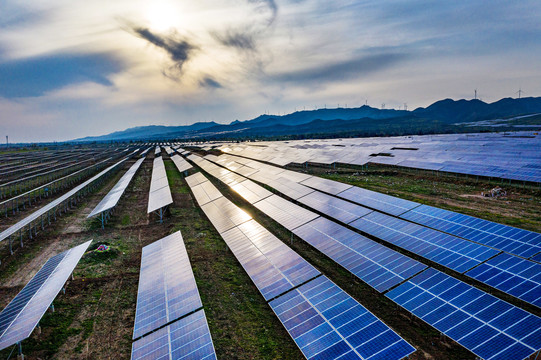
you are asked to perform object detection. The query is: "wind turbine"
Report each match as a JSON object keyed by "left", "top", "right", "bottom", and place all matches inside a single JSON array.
[{"left": 516, "top": 87, "right": 524, "bottom": 99}]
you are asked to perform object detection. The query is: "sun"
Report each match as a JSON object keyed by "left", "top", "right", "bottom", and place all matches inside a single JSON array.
[{"left": 147, "top": 2, "right": 179, "bottom": 31}]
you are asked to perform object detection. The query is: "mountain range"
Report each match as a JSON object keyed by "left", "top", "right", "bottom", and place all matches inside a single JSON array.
[{"left": 73, "top": 97, "right": 541, "bottom": 142}]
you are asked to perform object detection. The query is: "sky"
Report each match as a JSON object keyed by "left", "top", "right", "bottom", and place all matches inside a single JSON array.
[{"left": 0, "top": 0, "right": 540, "bottom": 142}]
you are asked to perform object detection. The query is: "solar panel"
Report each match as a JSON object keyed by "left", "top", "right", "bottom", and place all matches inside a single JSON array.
[
  {"left": 300, "top": 176, "right": 353, "bottom": 195},
  {"left": 297, "top": 191, "right": 373, "bottom": 224},
  {"left": 337, "top": 186, "right": 420, "bottom": 216},
  {"left": 133, "top": 231, "right": 202, "bottom": 340},
  {"left": 350, "top": 212, "right": 500, "bottom": 273},
  {"left": 0, "top": 240, "right": 92, "bottom": 350},
  {"left": 293, "top": 217, "right": 427, "bottom": 292},
  {"left": 199, "top": 196, "right": 252, "bottom": 234},
  {"left": 172, "top": 154, "right": 193, "bottom": 173},
  {"left": 147, "top": 157, "right": 173, "bottom": 214},
  {"left": 190, "top": 180, "right": 223, "bottom": 207},
  {"left": 269, "top": 275, "right": 416, "bottom": 360},
  {"left": 465, "top": 253, "right": 541, "bottom": 308},
  {"left": 253, "top": 194, "right": 319, "bottom": 231},
  {"left": 400, "top": 204, "right": 541, "bottom": 258},
  {"left": 131, "top": 309, "right": 216, "bottom": 360},
  {"left": 386, "top": 268, "right": 541, "bottom": 360},
  {"left": 531, "top": 253, "right": 541, "bottom": 263},
  {"left": 185, "top": 172, "right": 209, "bottom": 188},
  {"left": 230, "top": 179, "right": 273, "bottom": 204},
  {"left": 221, "top": 219, "right": 320, "bottom": 300},
  {"left": 88, "top": 158, "right": 144, "bottom": 218},
  {"left": 267, "top": 176, "right": 315, "bottom": 200}
]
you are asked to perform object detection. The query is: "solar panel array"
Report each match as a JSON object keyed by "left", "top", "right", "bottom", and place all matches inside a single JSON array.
[
  {"left": 213, "top": 131, "right": 541, "bottom": 183},
  {"left": 386, "top": 268, "right": 541, "bottom": 360},
  {"left": 183, "top": 151, "right": 541, "bottom": 358},
  {"left": 351, "top": 212, "right": 500, "bottom": 273},
  {"left": 400, "top": 204, "right": 541, "bottom": 259},
  {"left": 147, "top": 156, "right": 173, "bottom": 214},
  {"left": 88, "top": 158, "right": 144, "bottom": 218},
  {"left": 0, "top": 241, "right": 91, "bottom": 350},
  {"left": 186, "top": 172, "right": 416, "bottom": 360},
  {"left": 293, "top": 217, "right": 427, "bottom": 292},
  {"left": 465, "top": 253, "right": 541, "bottom": 308},
  {"left": 131, "top": 310, "right": 216, "bottom": 360}
]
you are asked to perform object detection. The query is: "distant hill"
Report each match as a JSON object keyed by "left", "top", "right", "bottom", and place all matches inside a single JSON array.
[
  {"left": 74, "top": 122, "right": 219, "bottom": 142},
  {"left": 413, "top": 97, "right": 541, "bottom": 123},
  {"left": 72, "top": 97, "right": 541, "bottom": 142}
]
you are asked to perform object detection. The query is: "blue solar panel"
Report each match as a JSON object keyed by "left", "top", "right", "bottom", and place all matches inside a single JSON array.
[
  {"left": 133, "top": 231, "right": 203, "bottom": 339},
  {"left": 300, "top": 176, "right": 353, "bottom": 195},
  {"left": 465, "top": 253, "right": 541, "bottom": 308},
  {"left": 400, "top": 204, "right": 541, "bottom": 258},
  {"left": 337, "top": 186, "right": 420, "bottom": 216},
  {"left": 0, "top": 241, "right": 91, "bottom": 351},
  {"left": 270, "top": 276, "right": 416, "bottom": 360},
  {"left": 350, "top": 212, "right": 500, "bottom": 273},
  {"left": 221, "top": 219, "right": 320, "bottom": 301},
  {"left": 253, "top": 194, "right": 319, "bottom": 231},
  {"left": 293, "top": 217, "right": 427, "bottom": 292},
  {"left": 131, "top": 309, "right": 216, "bottom": 360},
  {"left": 386, "top": 268, "right": 541, "bottom": 360},
  {"left": 297, "top": 191, "right": 373, "bottom": 224},
  {"left": 531, "top": 252, "right": 541, "bottom": 263}
]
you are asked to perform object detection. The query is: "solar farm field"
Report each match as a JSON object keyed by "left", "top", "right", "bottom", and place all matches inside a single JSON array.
[{"left": 0, "top": 137, "right": 539, "bottom": 360}]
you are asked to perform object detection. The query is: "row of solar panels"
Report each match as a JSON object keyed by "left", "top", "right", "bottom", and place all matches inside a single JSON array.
[
  {"left": 131, "top": 231, "right": 217, "bottom": 360},
  {"left": 0, "top": 157, "right": 129, "bottom": 244},
  {"left": 185, "top": 172, "right": 417, "bottom": 360},
  {"left": 186, "top": 153, "right": 541, "bottom": 359},
  {"left": 0, "top": 241, "right": 92, "bottom": 351},
  {"left": 147, "top": 156, "right": 173, "bottom": 215},
  {"left": 204, "top": 153, "right": 541, "bottom": 309}
]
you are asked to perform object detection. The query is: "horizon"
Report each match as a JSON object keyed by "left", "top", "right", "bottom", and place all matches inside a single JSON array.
[{"left": 1, "top": 1, "right": 540, "bottom": 142}]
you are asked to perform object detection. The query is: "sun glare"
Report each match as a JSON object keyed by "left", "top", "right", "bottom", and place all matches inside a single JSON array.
[{"left": 147, "top": 2, "right": 179, "bottom": 31}]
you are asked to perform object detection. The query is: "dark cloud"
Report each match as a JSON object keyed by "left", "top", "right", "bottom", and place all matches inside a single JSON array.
[
  {"left": 199, "top": 76, "right": 223, "bottom": 89},
  {"left": 272, "top": 53, "right": 408, "bottom": 84},
  {"left": 128, "top": 25, "right": 197, "bottom": 79},
  {"left": 213, "top": 29, "right": 256, "bottom": 51},
  {"left": 0, "top": 53, "right": 122, "bottom": 98}
]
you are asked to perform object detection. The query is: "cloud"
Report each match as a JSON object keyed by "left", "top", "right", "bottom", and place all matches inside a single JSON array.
[
  {"left": 213, "top": 29, "right": 256, "bottom": 51},
  {"left": 199, "top": 76, "right": 223, "bottom": 89},
  {"left": 128, "top": 25, "right": 197, "bottom": 80},
  {"left": 248, "top": 0, "right": 278, "bottom": 25},
  {"left": 272, "top": 53, "right": 408, "bottom": 84},
  {"left": 0, "top": 52, "right": 123, "bottom": 98}
]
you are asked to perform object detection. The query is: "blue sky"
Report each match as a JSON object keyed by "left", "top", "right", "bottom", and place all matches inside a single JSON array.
[{"left": 0, "top": 0, "right": 540, "bottom": 142}]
